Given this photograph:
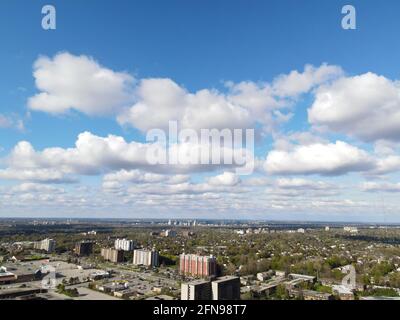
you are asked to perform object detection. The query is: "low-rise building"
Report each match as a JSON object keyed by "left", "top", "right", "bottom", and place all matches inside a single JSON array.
[
  {"left": 89, "top": 270, "right": 110, "bottom": 280},
  {"left": 257, "top": 271, "right": 274, "bottom": 282},
  {"left": 0, "top": 266, "right": 17, "bottom": 284},
  {"left": 251, "top": 277, "right": 286, "bottom": 298},
  {"left": 302, "top": 290, "right": 334, "bottom": 300},
  {"left": 98, "top": 283, "right": 127, "bottom": 293},
  {"left": 0, "top": 264, "right": 42, "bottom": 283},
  {"left": 288, "top": 273, "right": 316, "bottom": 283},
  {"left": 113, "top": 289, "right": 137, "bottom": 299},
  {"left": 0, "top": 287, "right": 46, "bottom": 299}
]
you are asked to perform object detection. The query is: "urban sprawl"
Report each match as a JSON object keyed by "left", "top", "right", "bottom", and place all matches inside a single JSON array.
[{"left": 1, "top": 219, "right": 400, "bottom": 301}]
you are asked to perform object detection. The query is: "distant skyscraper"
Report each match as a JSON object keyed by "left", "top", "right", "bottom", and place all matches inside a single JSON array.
[
  {"left": 133, "top": 249, "right": 159, "bottom": 267},
  {"left": 114, "top": 239, "right": 134, "bottom": 251},
  {"left": 179, "top": 253, "right": 217, "bottom": 278}
]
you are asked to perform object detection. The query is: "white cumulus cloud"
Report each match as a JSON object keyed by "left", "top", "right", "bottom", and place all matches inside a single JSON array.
[
  {"left": 309, "top": 72, "right": 400, "bottom": 142},
  {"left": 28, "top": 52, "right": 135, "bottom": 115},
  {"left": 207, "top": 171, "right": 240, "bottom": 186},
  {"left": 265, "top": 141, "right": 374, "bottom": 176}
]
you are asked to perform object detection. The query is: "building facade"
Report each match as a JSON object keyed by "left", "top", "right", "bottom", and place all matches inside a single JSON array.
[
  {"left": 114, "top": 239, "right": 134, "bottom": 251},
  {"left": 34, "top": 238, "right": 56, "bottom": 253},
  {"left": 133, "top": 249, "right": 159, "bottom": 267},
  {"left": 101, "top": 248, "right": 124, "bottom": 263},
  {"left": 179, "top": 254, "right": 217, "bottom": 278},
  {"left": 75, "top": 241, "right": 94, "bottom": 256},
  {"left": 181, "top": 276, "right": 240, "bottom": 300},
  {"left": 181, "top": 280, "right": 211, "bottom": 300},
  {"left": 211, "top": 276, "right": 240, "bottom": 300}
]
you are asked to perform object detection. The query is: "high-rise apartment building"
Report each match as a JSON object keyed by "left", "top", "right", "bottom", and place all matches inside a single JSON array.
[
  {"left": 179, "top": 253, "right": 217, "bottom": 278},
  {"left": 181, "top": 280, "right": 211, "bottom": 300},
  {"left": 101, "top": 248, "right": 124, "bottom": 263},
  {"left": 211, "top": 276, "right": 241, "bottom": 300},
  {"left": 114, "top": 239, "right": 134, "bottom": 251},
  {"left": 181, "top": 276, "right": 240, "bottom": 300},
  {"left": 133, "top": 249, "right": 159, "bottom": 267},
  {"left": 34, "top": 238, "right": 56, "bottom": 253},
  {"left": 75, "top": 241, "right": 94, "bottom": 256}
]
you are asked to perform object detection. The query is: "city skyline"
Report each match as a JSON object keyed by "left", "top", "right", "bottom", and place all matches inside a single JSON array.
[{"left": 2, "top": 0, "right": 400, "bottom": 221}]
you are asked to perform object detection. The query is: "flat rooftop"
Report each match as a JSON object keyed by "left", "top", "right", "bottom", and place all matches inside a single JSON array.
[
  {"left": 212, "top": 276, "right": 239, "bottom": 283},
  {"left": 2, "top": 263, "right": 40, "bottom": 276},
  {"left": 186, "top": 279, "right": 210, "bottom": 285}
]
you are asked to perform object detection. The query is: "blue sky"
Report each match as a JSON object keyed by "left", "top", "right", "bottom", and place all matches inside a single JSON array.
[{"left": 1, "top": 0, "right": 400, "bottom": 221}]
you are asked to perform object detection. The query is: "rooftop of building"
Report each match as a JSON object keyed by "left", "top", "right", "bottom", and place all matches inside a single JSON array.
[
  {"left": 180, "top": 253, "right": 215, "bottom": 258},
  {"left": 212, "top": 276, "right": 239, "bottom": 283},
  {"left": 288, "top": 273, "right": 316, "bottom": 280},
  {"left": 0, "top": 266, "right": 15, "bottom": 275},
  {"left": 185, "top": 279, "right": 211, "bottom": 285},
  {"left": 0, "top": 271, "right": 16, "bottom": 278},
  {"left": 2, "top": 263, "right": 41, "bottom": 276}
]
